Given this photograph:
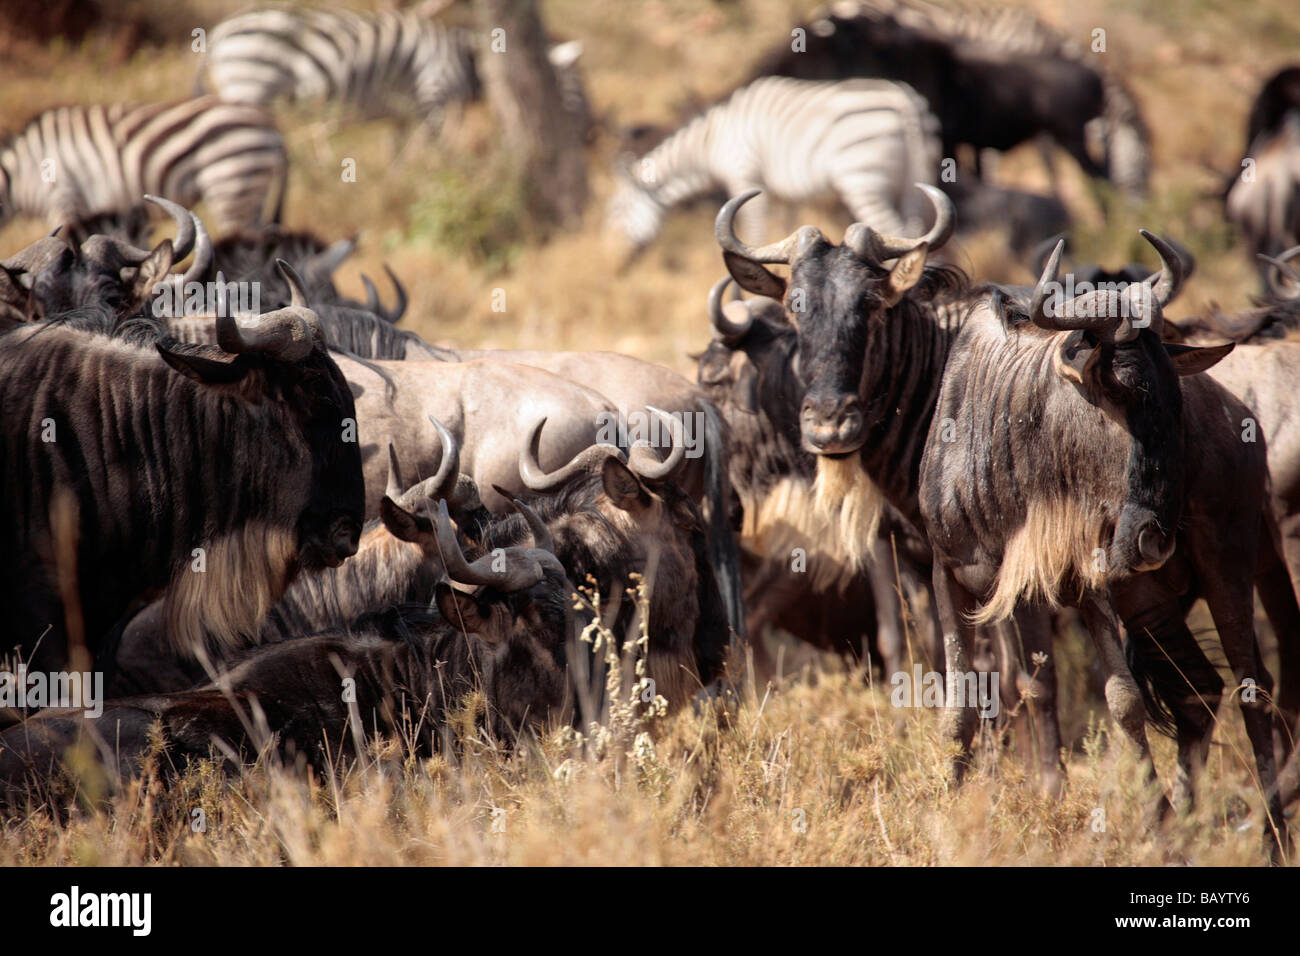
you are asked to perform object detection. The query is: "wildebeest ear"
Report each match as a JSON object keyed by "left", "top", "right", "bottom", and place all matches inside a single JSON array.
[
  {"left": 1052, "top": 330, "right": 1102, "bottom": 387},
  {"left": 435, "top": 581, "right": 494, "bottom": 639},
  {"left": 601, "top": 456, "right": 649, "bottom": 512},
  {"left": 723, "top": 251, "right": 786, "bottom": 300},
  {"left": 156, "top": 341, "right": 251, "bottom": 385},
  {"left": 880, "top": 243, "right": 928, "bottom": 308},
  {"left": 380, "top": 495, "right": 430, "bottom": 542},
  {"left": 1163, "top": 341, "right": 1234, "bottom": 377}
]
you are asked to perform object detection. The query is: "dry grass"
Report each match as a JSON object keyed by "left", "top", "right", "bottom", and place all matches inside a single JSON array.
[
  {"left": 0, "top": 656, "right": 1284, "bottom": 866},
  {"left": 0, "top": 0, "right": 1296, "bottom": 864}
]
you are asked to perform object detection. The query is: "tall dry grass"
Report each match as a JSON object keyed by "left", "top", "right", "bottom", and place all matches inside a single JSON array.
[{"left": 0, "top": 0, "right": 1296, "bottom": 864}]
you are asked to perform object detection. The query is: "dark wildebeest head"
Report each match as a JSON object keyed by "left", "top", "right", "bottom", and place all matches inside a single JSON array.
[
  {"left": 717, "top": 184, "right": 1233, "bottom": 587},
  {"left": 30, "top": 195, "right": 210, "bottom": 320},
  {"left": 715, "top": 184, "right": 962, "bottom": 460},
  {"left": 149, "top": 260, "right": 365, "bottom": 652},
  {"left": 468, "top": 418, "right": 729, "bottom": 708},
  {"left": 989, "top": 237, "right": 1232, "bottom": 584},
  {"left": 181, "top": 262, "right": 366, "bottom": 572}
]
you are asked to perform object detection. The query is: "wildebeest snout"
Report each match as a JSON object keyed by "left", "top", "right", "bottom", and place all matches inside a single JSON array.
[{"left": 800, "top": 393, "right": 865, "bottom": 454}]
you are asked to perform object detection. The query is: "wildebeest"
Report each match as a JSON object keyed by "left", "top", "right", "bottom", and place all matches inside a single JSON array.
[
  {"left": 716, "top": 185, "right": 1289, "bottom": 851},
  {"left": 747, "top": 0, "right": 1149, "bottom": 194},
  {"left": 1225, "top": 66, "right": 1300, "bottom": 283},
  {"left": 0, "top": 500, "right": 573, "bottom": 799},
  {"left": 0, "top": 260, "right": 365, "bottom": 672},
  {"left": 105, "top": 435, "right": 463, "bottom": 696}
]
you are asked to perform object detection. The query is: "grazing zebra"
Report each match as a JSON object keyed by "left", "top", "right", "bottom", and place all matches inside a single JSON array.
[
  {"left": 203, "top": 7, "right": 591, "bottom": 135},
  {"left": 606, "top": 77, "right": 940, "bottom": 254},
  {"left": 0, "top": 96, "right": 286, "bottom": 234}
]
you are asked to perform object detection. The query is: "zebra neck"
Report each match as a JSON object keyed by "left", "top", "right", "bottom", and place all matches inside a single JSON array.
[
  {"left": 639, "top": 115, "right": 719, "bottom": 208},
  {"left": 858, "top": 298, "right": 964, "bottom": 521}
]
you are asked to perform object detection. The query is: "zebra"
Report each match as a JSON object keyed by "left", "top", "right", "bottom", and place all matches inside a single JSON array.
[
  {"left": 606, "top": 77, "right": 940, "bottom": 255},
  {"left": 0, "top": 96, "right": 286, "bottom": 234},
  {"left": 202, "top": 6, "right": 481, "bottom": 122}
]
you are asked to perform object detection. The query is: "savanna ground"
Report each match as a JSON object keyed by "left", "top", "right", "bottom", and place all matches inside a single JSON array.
[{"left": 0, "top": 0, "right": 1296, "bottom": 865}]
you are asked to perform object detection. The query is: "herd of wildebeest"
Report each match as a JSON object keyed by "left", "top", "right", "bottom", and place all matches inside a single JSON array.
[{"left": 2, "top": 1, "right": 1300, "bottom": 861}]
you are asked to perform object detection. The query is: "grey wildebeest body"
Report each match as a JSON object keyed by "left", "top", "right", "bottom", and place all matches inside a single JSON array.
[
  {"left": 0, "top": 510, "right": 572, "bottom": 798},
  {"left": 0, "top": 264, "right": 365, "bottom": 672},
  {"left": 448, "top": 347, "right": 744, "bottom": 636},
  {"left": 108, "top": 430, "right": 730, "bottom": 711},
  {"left": 717, "top": 187, "right": 1288, "bottom": 851}
]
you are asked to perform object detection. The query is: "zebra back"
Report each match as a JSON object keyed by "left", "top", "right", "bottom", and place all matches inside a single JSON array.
[
  {"left": 205, "top": 6, "right": 480, "bottom": 118},
  {"left": 0, "top": 97, "right": 286, "bottom": 233}
]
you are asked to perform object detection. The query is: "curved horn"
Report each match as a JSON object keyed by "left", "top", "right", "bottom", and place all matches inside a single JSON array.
[
  {"left": 1138, "top": 229, "right": 1184, "bottom": 311},
  {"left": 433, "top": 499, "right": 553, "bottom": 592},
  {"left": 1028, "top": 232, "right": 1067, "bottom": 280},
  {"left": 278, "top": 258, "right": 308, "bottom": 309},
  {"left": 844, "top": 183, "right": 955, "bottom": 261},
  {"left": 386, "top": 443, "right": 406, "bottom": 502},
  {"left": 383, "top": 264, "right": 407, "bottom": 322},
  {"left": 395, "top": 415, "right": 461, "bottom": 506},
  {"left": 182, "top": 210, "right": 212, "bottom": 285},
  {"left": 715, "top": 190, "right": 820, "bottom": 264},
  {"left": 708, "top": 276, "right": 753, "bottom": 343},
  {"left": 496, "top": 493, "right": 556, "bottom": 554},
  {"left": 434, "top": 498, "right": 502, "bottom": 588},
  {"left": 628, "top": 406, "right": 685, "bottom": 481},
  {"left": 1260, "top": 246, "right": 1300, "bottom": 298},
  {"left": 1028, "top": 238, "right": 1139, "bottom": 343},
  {"left": 519, "top": 417, "right": 624, "bottom": 492},
  {"left": 275, "top": 259, "right": 323, "bottom": 343},
  {"left": 144, "top": 195, "right": 195, "bottom": 261},
  {"left": 361, "top": 274, "right": 381, "bottom": 313},
  {"left": 215, "top": 286, "right": 315, "bottom": 361},
  {"left": 1, "top": 235, "right": 72, "bottom": 275}
]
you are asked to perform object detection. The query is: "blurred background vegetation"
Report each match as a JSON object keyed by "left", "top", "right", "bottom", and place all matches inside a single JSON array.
[{"left": 1, "top": 0, "right": 1297, "bottom": 372}]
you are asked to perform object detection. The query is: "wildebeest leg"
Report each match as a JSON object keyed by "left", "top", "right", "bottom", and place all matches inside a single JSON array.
[
  {"left": 867, "top": 534, "right": 907, "bottom": 681},
  {"left": 1006, "top": 604, "right": 1064, "bottom": 797},
  {"left": 1077, "top": 592, "right": 1169, "bottom": 826},
  {"left": 1112, "top": 576, "right": 1221, "bottom": 814},
  {"left": 1194, "top": 562, "right": 1290, "bottom": 858},
  {"left": 933, "top": 565, "right": 979, "bottom": 783},
  {"left": 1267, "top": 513, "right": 1300, "bottom": 726}
]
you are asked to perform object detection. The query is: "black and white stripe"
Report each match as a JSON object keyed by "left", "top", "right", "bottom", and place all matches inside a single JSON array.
[
  {"left": 607, "top": 76, "right": 940, "bottom": 250},
  {"left": 204, "top": 6, "right": 480, "bottom": 120},
  {"left": 0, "top": 96, "right": 286, "bottom": 233}
]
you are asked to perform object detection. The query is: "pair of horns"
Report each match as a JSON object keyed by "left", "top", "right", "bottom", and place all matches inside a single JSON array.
[
  {"left": 434, "top": 498, "right": 563, "bottom": 592},
  {"left": 385, "top": 416, "right": 461, "bottom": 507},
  {"left": 714, "top": 183, "right": 954, "bottom": 265},
  {"left": 214, "top": 259, "right": 322, "bottom": 361},
  {"left": 361, "top": 264, "right": 407, "bottom": 323},
  {"left": 1029, "top": 231, "right": 1183, "bottom": 343},
  {"left": 518, "top": 408, "right": 685, "bottom": 493},
  {"left": 87, "top": 196, "right": 212, "bottom": 287}
]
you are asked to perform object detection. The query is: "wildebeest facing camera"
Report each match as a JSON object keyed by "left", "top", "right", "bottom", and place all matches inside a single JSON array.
[{"left": 0, "top": 0, "right": 1296, "bottom": 902}]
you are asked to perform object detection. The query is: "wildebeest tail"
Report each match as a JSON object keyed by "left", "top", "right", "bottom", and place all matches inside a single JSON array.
[{"left": 702, "top": 400, "right": 745, "bottom": 641}]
